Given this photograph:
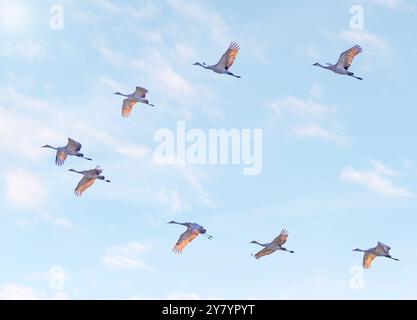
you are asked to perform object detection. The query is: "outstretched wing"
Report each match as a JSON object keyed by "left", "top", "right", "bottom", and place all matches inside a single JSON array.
[
  {"left": 74, "top": 176, "right": 96, "bottom": 196},
  {"left": 363, "top": 252, "right": 376, "bottom": 269},
  {"left": 172, "top": 229, "right": 199, "bottom": 254},
  {"left": 66, "top": 138, "right": 82, "bottom": 152},
  {"left": 336, "top": 45, "right": 362, "bottom": 70},
  {"left": 216, "top": 42, "right": 240, "bottom": 70},
  {"left": 134, "top": 87, "right": 148, "bottom": 98},
  {"left": 377, "top": 241, "right": 391, "bottom": 254},
  {"left": 272, "top": 229, "right": 289, "bottom": 246},
  {"left": 122, "top": 98, "right": 137, "bottom": 118},
  {"left": 253, "top": 247, "right": 275, "bottom": 259},
  {"left": 55, "top": 150, "right": 67, "bottom": 166}
]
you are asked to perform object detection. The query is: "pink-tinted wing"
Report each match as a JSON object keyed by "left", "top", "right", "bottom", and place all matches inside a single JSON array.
[
  {"left": 272, "top": 229, "right": 289, "bottom": 246},
  {"left": 172, "top": 229, "right": 199, "bottom": 254},
  {"left": 253, "top": 247, "right": 275, "bottom": 259},
  {"left": 363, "top": 252, "right": 376, "bottom": 269},
  {"left": 336, "top": 45, "right": 362, "bottom": 70},
  {"left": 216, "top": 42, "right": 240, "bottom": 70},
  {"left": 66, "top": 138, "right": 82, "bottom": 152},
  {"left": 55, "top": 150, "right": 67, "bottom": 166},
  {"left": 74, "top": 176, "right": 95, "bottom": 196},
  {"left": 122, "top": 98, "right": 137, "bottom": 118},
  {"left": 134, "top": 87, "right": 148, "bottom": 98}
]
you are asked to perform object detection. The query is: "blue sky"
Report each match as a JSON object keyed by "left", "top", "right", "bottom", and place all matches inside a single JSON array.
[{"left": 0, "top": 0, "right": 417, "bottom": 299}]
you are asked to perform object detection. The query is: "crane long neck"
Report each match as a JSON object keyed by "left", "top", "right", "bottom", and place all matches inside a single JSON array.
[
  {"left": 115, "top": 92, "right": 129, "bottom": 97},
  {"left": 69, "top": 169, "right": 82, "bottom": 174},
  {"left": 196, "top": 62, "right": 210, "bottom": 69},
  {"left": 43, "top": 145, "right": 58, "bottom": 150},
  {"left": 318, "top": 63, "right": 330, "bottom": 69},
  {"left": 253, "top": 241, "right": 265, "bottom": 247},
  {"left": 170, "top": 221, "right": 188, "bottom": 226}
]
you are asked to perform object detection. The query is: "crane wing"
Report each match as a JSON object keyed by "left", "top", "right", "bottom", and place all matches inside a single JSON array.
[
  {"left": 172, "top": 229, "right": 199, "bottom": 254},
  {"left": 122, "top": 98, "right": 137, "bottom": 118},
  {"left": 66, "top": 138, "right": 82, "bottom": 152},
  {"left": 216, "top": 42, "right": 240, "bottom": 70},
  {"left": 253, "top": 247, "right": 275, "bottom": 259},
  {"left": 272, "top": 229, "right": 289, "bottom": 246},
  {"left": 55, "top": 150, "right": 67, "bottom": 166},
  {"left": 134, "top": 87, "right": 148, "bottom": 98},
  {"left": 74, "top": 176, "right": 96, "bottom": 196},
  {"left": 377, "top": 241, "right": 391, "bottom": 253},
  {"left": 363, "top": 252, "right": 376, "bottom": 269},
  {"left": 336, "top": 45, "right": 362, "bottom": 70}
]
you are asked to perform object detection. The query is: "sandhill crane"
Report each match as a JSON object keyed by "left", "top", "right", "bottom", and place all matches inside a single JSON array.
[
  {"left": 250, "top": 229, "right": 294, "bottom": 259},
  {"left": 41, "top": 138, "right": 92, "bottom": 166},
  {"left": 114, "top": 86, "right": 155, "bottom": 118},
  {"left": 353, "top": 242, "right": 399, "bottom": 269},
  {"left": 68, "top": 165, "right": 110, "bottom": 196},
  {"left": 313, "top": 44, "right": 363, "bottom": 80},
  {"left": 194, "top": 42, "right": 241, "bottom": 78},
  {"left": 168, "top": 221, "right": 212, "bottom": 254}
]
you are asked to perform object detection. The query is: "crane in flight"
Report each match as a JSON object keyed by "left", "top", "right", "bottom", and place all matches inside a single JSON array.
[
  {"left": 68, "top": 165, "right": 111, "bottom": 196},
  {"left": 42, "top": 138, "right": 92, "bottom": 166},
  {"left": 251, "top": 229, "right": 294, "bottom": 259},
  {"left": 313, "top": 44, "right": 363, "bottom": 80},
  {"left": 194, "top": 42, "right": 241, "bottom": 78},
  {"left": 353, "top": 242, "right": 399, "bottom": 269},
  {"left": 168, "top": 221, "right": 212, "bottom": 254},
  {"left": 114, "top": 86, "right": 155, "bottom": 118}
]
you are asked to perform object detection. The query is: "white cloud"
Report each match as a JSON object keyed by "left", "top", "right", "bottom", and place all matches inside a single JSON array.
[
  {"left": 340, "top": 159, "right": 413, "bottom": 198},
  {"left": 87, "top": 0, "right": 159, "bottom": 19},
  {"left": 0, "top": 40, "right": 44, "bottom": 60},
  {"left": 103, "top": 242, "right": 153, "bottom": 271},
  {"left": 269, "top": 96, "right": 334, "bottom": 120},
  {"left": 0, "top": 87, "right": 150, "bottom": 161},
  {"left": 41, "top": 212, "right": 73, "bottom": 230},
  {"left": 167, "top": 0, "right": 230, "bottom": 44},
  {"left": 269, "top": 89, "right": 349, "bottom": 147},
  {"left": 4, "top": 169, "right": 46, "bottom": 209},
  {"left": 0, "top": 284, "right": 40, "bottom": 300},
  {"left": 337, "top": 30, "right": 402, "bottom": 74},
  {"left": 93, "top": 42, "right": 126, "bottom": 67},
  {"left": 293, "top": 124, "right": 350, "bottom": 147},
  {"left": 156, "top": 187, "right": 189, "bottom": 213},
  {"left": 297, "top": 42, "right": 320, "bottom": 60},
  {"left": 309, "top": 82, "right": 326, "bottom": 99},
  {"left": 3, "top": 168, "right": 73, "bottom": 229},
  {"left": 364, "top": 0, "right": 407, "bottom": 9}
]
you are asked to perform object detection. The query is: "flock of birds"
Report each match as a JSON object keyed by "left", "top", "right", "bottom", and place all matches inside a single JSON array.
[{"left": 41, "top": 42, "right": 398, "bottom": 270}]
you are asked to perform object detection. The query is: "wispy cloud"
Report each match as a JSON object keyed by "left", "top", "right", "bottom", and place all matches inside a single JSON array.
[
  {"left": 0, "top": 87, "right": 150, "bottom": 161},
  {"left": 269, "top": 86, "right": 350, "bottom": 147},
  {"left": 340, "top": 159, "right": 413, "bottom": 198},
  {"left": 337, "top": 30, "right": 403, "bottom": 74},
  {"left": 0, "top": 283, "right": 40, "bottom": 300},
  {"left": 3, "top": 168, "right": 73, "bottom": 229},
  {"left": 293, "top": 124, "right": 349, "bottom": 147},
  {"left": 270, "top": 96, "right": 334, "bottom": 120},
  {"left": 4, "top": 169, "right": 46, "bottom": 209},
  {"left": 0, "top": 40, "right": 45, "bottom": 60},
  {"left": 363, "top": 0, "right": 411, "bottom": 9},
  {"left": 103, "top": 242, "right": 153, "bottom": 271},
  {"left": 167, "top": 0, "right": 230, "bottom": 44},
  {"left": 156, "top": 187, "right": 189, "bottom": 213}
]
